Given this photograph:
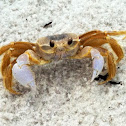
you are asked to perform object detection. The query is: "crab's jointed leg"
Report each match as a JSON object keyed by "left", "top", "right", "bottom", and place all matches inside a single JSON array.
[
  {"left": 79, "top": 30, "right": 102, "bottom": 42},
  {"left": 81, "top": 34, "right": 124, "bottom": 63},
  {"left": 1, "top": 48, "right": 27, "bottom": 76},
  {"left": 79, "top": 31, "right": 125, "bottom": 63},
  {"left": 3, "top": 58, "right": 20, "bottom": 94},
  {"left": 0, "top": 42, "right": 35, "bottom": 55},
  {"left": 1, "top": 49, "right": 26, "bottom": 94},
  {"left": 79, "top": 30, "right": 126, "bottom": 43}
]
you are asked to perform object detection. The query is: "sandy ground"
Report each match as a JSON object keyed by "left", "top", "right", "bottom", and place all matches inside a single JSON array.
[{"left": 0, "top": 0, "right": 126, "bottom": 126}]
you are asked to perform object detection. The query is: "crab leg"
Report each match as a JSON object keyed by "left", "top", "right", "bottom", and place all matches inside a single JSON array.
[
  {"left": 3, "top": 59, "right": 21, "bottom": 94},
  {"left": 79, "top": 30, "right": 126, "bottom": 45},
  {"left": 79, "top": 30, "right": 102, "bottom": 42},
  {"left": 0, "top": 42, "right": 35, "bottom": 55},
  {"left": 81, "top": 35, "right": 124, "bottom": 63},
  {"left": 79, "top": 30, "right": 126, "bottom": 63},
  {"left": 1, "top": 49, "right": 25, "bottom": 94}
]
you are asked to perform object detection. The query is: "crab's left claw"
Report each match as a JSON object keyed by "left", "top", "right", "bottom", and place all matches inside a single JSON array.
[{"left": 90, "top": 48, "right": 104, "bottom": 82}]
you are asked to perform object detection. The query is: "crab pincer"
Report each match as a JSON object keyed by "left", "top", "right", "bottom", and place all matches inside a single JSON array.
[
  {"left": 90, "top": 48, "right": 104, "bottom": 82},
  {"left": 12, "top": 53, "right": 36, "bottom": 88}
]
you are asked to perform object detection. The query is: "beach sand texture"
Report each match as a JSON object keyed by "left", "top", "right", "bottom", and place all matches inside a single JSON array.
[{"left": 0, "top": 0, "right": 126, "bottom": 126}]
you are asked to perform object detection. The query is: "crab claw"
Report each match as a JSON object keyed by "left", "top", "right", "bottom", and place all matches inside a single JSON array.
[
  {"left": 90, "top": 48, "right": 104, "bottom": 82},
  {"left": 12, "top": 53, "right": 35, "bottom": 88}
]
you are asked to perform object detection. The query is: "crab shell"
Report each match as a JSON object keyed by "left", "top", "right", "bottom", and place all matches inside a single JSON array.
[{"left": 35, "top": 33, "right": 80, "bottom": 60}]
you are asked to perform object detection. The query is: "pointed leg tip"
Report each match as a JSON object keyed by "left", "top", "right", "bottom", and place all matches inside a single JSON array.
[
  {"left": 98, "top": 81, "right": 107, "bottom": 85},
  {"left": 122, "top": 36, "right": 126, "bottom": 40},
  {"left": 8, "top": 88, "right": 21, "bottom": 95}
]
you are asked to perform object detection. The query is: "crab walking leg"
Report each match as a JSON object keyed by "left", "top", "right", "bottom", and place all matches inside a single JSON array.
[
  {"left": 1, "top": 48, "right": 33, "bottom": 94},
  {"left": 12, "top": 50, "right": 49, "bottom": 88},
  {"left": 1, "top": 48, "right": 27, "bottom": 76},
  {"left": 105, "top": 31, "right": 126, "bottom": 39},
  {"left": 72, "top": 46, "right": 104, "bottom": 81},
  {"left": 80, "top": 32, "right": 107, "bottom": 45},
  {"left": 0, "top": 42, "right": 35, "bottom": 55},
  {"left": 79, "top": 30, "right": 102, "bottom": 42},
  {"left": 82, "top": 36, "right": 124, "bottom": 63},
  {"left": 1, "top": 49, "right": 25, "bottom": 94},
  {"left": 1, "top": 50, "right": 11, "bottom": 76},
  {"left": 79, "top": 30, "right": 126, "bottom": 45},
  {"left": 3, "top": 60, "right": 21, "bottom": 94},
  {"left": 90, "top": 48, "right": 104, "bottom": 82}
]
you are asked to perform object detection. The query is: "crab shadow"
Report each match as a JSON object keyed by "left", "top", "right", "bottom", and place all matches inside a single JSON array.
[{"left": 30, "top": 58, "right": 92, "bottom": 94}]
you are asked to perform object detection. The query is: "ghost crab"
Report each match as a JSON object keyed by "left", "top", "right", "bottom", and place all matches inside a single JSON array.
[{"left": 0, "top": 30, "right": 126, "bottom": 94}]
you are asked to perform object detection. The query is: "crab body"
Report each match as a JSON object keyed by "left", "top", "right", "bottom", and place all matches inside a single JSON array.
[
  {"left": 35, "top": 33, "right": 80, "bottom": 60},
  {"left": 0, "top": 30, "right": 125, "bottom": 94}
]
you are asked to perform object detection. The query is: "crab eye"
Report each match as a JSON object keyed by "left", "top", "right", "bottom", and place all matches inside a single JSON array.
[
  {"left": 68, "top": 39, "right": 73, "bottom": 45},
  {"left": 50, "top": 41, "right": 54, "bottom": 47},
  {"left": 68, "top": 38, "right": 78, "bottom": 47}
]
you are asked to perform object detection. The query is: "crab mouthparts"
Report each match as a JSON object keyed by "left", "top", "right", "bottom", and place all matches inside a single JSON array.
[{"left": 54, "top": 51, "right": 67, "bottom": 60}]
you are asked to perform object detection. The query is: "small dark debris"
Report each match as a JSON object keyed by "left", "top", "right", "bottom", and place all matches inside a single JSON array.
[
  {"left": 94, "top": 74, "right": 108, "bottom": 81},
  {"left": 43, "top": 21, "right": 52, "bottom": 28},
  {"left": 78, "top": 121, "right": 82, "bottom": 125},
  {"left": 26, "top": 19, "right": 27, "bottom": 21},
  {"left": 109, "top": 81, "right": 121, "bottom": 85},
  {"left": 94, "top": 73, "right": 121, "bottom": 85}
]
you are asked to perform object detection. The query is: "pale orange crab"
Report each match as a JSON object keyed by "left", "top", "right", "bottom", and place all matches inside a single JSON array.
[{"left": 0, "top": 30, "right": 126, "bottom": 94}]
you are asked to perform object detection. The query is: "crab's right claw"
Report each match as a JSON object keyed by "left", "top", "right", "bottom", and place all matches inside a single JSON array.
[
  {"left": 12, "top": 53, "right": 36, "bottom": 88},
  {"left": 12, "top": 64, "right": 35, "bottom": 87},
  {"left": 90, "top": 48, "right": 104, "bottom": 82}
]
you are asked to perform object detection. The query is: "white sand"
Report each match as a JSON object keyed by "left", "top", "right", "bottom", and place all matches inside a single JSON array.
[{"left": 0, "top": 0, "right": 126, "bottom": 126}]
